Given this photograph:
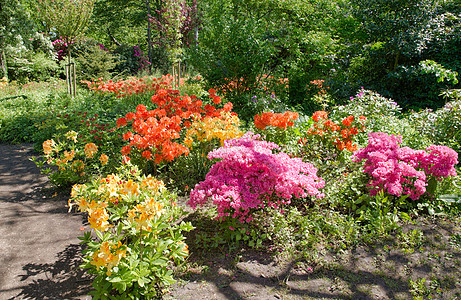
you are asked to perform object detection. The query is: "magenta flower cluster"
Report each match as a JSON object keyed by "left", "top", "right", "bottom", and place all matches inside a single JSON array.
[
  {"left": 52, "top": 37, "right": 73, "bottom": 61},
  {"left": 133, "top": 45, "right": 151, "bottom": 72},
  {"left": 354, "top": 132, "right": 458, "bottom": 200},
  {"left": 188, "top": 132, "right": 325, "bottom": 223}
]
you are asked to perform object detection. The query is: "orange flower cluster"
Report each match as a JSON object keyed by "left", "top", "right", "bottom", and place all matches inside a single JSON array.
[
  {"left": 308, "top": 79, "right": 329, "bottom": 97},
  {"left": 117, "top": 89, "right": 235, "bottom": 164},
  {"left": 306, "top": 111, "right": 366, "bottom": 152},
  {"left": 91, "top": 241, "right": 126, "bottom": 276},
  {"left": 254, "top": 111, "right": 299, "bottom": 130},
  {"left": 84, "top": 142, "right": 98, "bottom": 158},
  {"left": 82, "top": 75, "right": 175, "bottom": 98}
]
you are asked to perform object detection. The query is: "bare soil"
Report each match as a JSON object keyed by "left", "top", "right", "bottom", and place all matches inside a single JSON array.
[{"left": 1, "top": 143, "right": 460, "bottom": 300}]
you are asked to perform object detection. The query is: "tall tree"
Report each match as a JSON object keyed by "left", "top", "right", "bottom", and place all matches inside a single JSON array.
[{"left": 36, "top": 0, "right": 96, "bottom": 96}]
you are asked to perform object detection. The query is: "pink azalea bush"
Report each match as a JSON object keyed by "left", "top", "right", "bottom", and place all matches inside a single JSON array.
[
  {"left": 354, "top": 132, "right": 458, "bottom": 200},
  {"left": 188, "top": 132, "right": 325, "bottom": 223}
]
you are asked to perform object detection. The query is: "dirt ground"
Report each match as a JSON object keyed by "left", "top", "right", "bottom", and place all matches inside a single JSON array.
[{"left": 1, "top": 143, "right": 460, "bottom": 300}]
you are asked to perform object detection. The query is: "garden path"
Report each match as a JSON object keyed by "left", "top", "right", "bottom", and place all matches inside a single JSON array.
[{"left": 0, "top": 143, "right": 92, "bottom": 299}]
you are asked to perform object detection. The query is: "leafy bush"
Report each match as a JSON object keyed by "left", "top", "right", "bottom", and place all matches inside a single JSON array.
[
  {"left": 69, "top": 164, "right": 194, "bottom": 298},
  {"left": 74, "top": 42, "right": 118, "bottom": 81},
  {"left": 188, "top": 132, "right": 325, "bottom": 223},
  {"left": 409, "top": 99, "right": 461, "bottom": 156}
]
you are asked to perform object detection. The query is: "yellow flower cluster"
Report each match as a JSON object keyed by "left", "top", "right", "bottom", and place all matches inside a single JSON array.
[
  {"left": 183, "top": 112, "right": 243, "bottom": 147},
  {"left": 91, "top": 241, "right": 126, "bottom": 276},
  {"left": 84, "top": 142, "right": 98, "bottom": 158},
  {"left": 43, "top": 139, "right": 57, "bottom": 156},
  {"left": 128, "top": 198, "right": 164, "bottom": 231},
  {"left": 69, "top": 174, "right": 166, "bottom": 232},
  {"left": 0, "top": 77, "right": 7, "bottom": 89},
  {"left": 65, "top": 130, "right": 78, "bottom": 143}
]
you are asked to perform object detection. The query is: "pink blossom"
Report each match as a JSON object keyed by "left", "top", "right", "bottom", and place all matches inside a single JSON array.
[
  {"left": 354, "top": 132, "right": 458, "bottom": 200},
  {"left": 188, "top": 132, "right": 325, "bottom": 222}
]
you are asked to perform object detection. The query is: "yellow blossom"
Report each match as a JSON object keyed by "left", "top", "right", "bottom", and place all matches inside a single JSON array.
[
  {"left": 64, "top": 150, "right": 75, "bottom": 161},
  {"left": 88, "top": 207, "right": 111, "bottom": 232},
  {"left": 43, "top": 139, "right": 56, "bottom": 155},
  {"left": 141, "top": 176, "right": 165, "bottom": 194},
  {"left": 84, "top": 143, "right": 98, "bottom": 158},
  {"left": 99, "top": 154, "right": 109, "bottom": 165},
  {"left": 91, "top": 241, "right": 126, "bottom": 276},
  {"left": 120, "top": 180, "right": 139, "bottom": 196},
  {"left": 65, "top": 130, "right": 78, "bottom": 143}
]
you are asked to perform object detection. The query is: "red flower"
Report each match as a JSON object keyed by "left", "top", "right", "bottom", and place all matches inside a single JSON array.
[
  {"left": 212, "top": 96, "right": 221, "bottom": 104},
  {"left": 123, "top": 132, "right": 133, "bottom": 141},
  {"left": 121, "top": 145, "right": 131, "bottom": 155},
  {"left": 142, "top": 150, "right": 152, "bottom": 160},
  {"left": 312, "top": 111, "right": 328, "bottom": 122},
  {"left": 116, "top": 117, "right": 127, "bottom": 127},
  {"left": 342, "top": 115, "right": 354, "bottom": 127}
]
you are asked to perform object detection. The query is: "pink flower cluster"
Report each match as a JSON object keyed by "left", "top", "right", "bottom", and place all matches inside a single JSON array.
[
  {"left": 188, "top": 132, "right": 325, "bottom": 223},
  {"left": 354, "top": 132, "right": 458, "bottom": 200}
]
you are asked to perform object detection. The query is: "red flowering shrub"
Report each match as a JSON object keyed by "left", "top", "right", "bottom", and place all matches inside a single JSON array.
[
  {"left": 117, "top": 88, "right": 235, "bottom": 165},
  {"left": 254, "top": 111, "right": 299, "bottom": 130},
  {"left": 304, "top": 111, "right": 366, "bottom": 152},
  {"left": 82, "top": 75, "right": 176, "bottom": 98}
]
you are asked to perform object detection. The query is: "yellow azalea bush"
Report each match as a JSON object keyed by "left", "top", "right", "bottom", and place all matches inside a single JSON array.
[
  {"left": 169, "top": 111, "right": 243, "bottom": 193},
  {"left": 33, "top": 130, "right": 111, "bottom": 186},
  {"left": 69, "top": 163, "right": 194, "bottom": 298},
  {"left": 183, "top": 111, "right": 243, "bottom": 148}
]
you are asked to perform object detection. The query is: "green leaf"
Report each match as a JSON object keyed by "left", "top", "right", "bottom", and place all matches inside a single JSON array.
[
  {"left": 116, "top": 222, "right": 123, "bottom": 236},
  {"left": 400, "top": 212, "right": 411, "bottom": 222},
  {"left": 426, "top": 177, "right": 438, "bottom": 196}
]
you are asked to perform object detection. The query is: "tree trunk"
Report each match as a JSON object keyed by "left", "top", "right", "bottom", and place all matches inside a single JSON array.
[
  {"left": 66, "top": 46, "right": 76, "bottom": 97},
  {"left": 0, "top": 47, "right": 7, "bottom": 80},
  {"left": 0, "top": 37, "right": 7, "bottom": 80}
]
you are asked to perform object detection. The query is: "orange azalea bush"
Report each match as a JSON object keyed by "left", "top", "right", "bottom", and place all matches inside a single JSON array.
[
  {"left": 254, "top": 111, "right": 299, "bottom": 130},
  {"left": 116, "top": 88, "right": 235, "bottom": 167},
  {"left": 253, "top": 111, "right": 299, "bottom": 147},
  {"left": 69, "top": 163, "right": 193, "bottom": 298},
  {"left": 304, "top": 110, "right": 366, "bottom": 152},
  {"left": 82, "top": 75, "right": 177, "bottom": 98},
  {"left": 33, "top": 130, "right": 111, "bottom": 186}
]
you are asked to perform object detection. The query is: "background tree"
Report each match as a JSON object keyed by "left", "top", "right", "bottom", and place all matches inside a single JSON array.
[
  {"left": 36, "top": 0, "right": 96, "bottom": 96},
  {"left": 149, "top": 0, "right": 201, "bottom": 87},
  {"left": 342, "top": 0, "right": 461, "bottom": 108},
  {"left": 186, "top": 0, "right": 347, "bottom": 115},
  {"left": 0, "top": 0, "right": 36, "bottom": 80}
]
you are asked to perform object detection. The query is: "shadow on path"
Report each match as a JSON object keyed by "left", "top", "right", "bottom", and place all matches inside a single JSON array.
[{"left": 13, "top": 244, "right": 93, "bottom": 300}]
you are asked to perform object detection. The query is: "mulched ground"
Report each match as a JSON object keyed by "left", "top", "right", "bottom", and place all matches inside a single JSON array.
[{"left": 1, "top": 143, "right": 460, "bottom": 300}]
